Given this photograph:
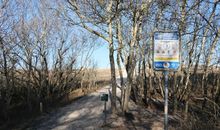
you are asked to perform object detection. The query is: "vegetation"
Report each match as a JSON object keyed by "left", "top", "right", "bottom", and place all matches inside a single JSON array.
[
  {"left": 0, "top": 0, "right": 220, "bottom": 129},
  {"left": 0, "top": 0, "right": 99, "bottom": 127},
  {"left": 66, "top": 0, "right": 220, "bottom": 129}
]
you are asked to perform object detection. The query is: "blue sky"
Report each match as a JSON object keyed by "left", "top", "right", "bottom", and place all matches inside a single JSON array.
[{"left": 92, "top": 43, "right": 110, "bottom": 69}]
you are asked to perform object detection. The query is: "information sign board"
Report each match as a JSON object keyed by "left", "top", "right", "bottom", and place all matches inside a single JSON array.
[
  {"left": 100, "top": 94, "right": 108, "bottom": 102},
  {"left": 153, "top": 32, "right": 180, "bottom": 71}
]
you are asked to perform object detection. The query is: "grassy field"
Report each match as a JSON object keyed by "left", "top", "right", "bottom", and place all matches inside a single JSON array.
[{"left": 95, "top": 68, "right": 127, "bottom": 81}]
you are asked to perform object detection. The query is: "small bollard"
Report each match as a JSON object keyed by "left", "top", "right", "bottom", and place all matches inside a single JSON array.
[{"left": 40, "top": 102, "right": 43, "bottom": 113}]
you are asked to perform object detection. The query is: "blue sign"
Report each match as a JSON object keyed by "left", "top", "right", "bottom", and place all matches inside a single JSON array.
[
  {"left": 154, "top": 32, "right": 178, "bottom": 40},
  {"left": 154, "top": 62, "right": 180, "bottom": 70},
  {"left": 153, "top": 32, "right": 180, "bottom": 71}
]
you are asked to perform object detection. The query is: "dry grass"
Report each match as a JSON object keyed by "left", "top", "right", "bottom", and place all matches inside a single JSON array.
[
  {"left": 95, "top": 68, "right": 111, "bottom": 81},
  {"left": 95, "top": 68, "right": 126, "bottom": 81}
]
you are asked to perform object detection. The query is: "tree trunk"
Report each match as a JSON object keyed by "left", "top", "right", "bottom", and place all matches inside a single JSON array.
[
  {"left": 116, "top": 16, "right": 124, "bottom": 107},
  {"left": 0, "top": 37, "right": 10, "bottom": 120},
  {"left": 215, "top": 74, "right": 220, "bottom": 103},
  {"left": 202, "top": 34, "right": 219, "bottom": 109},
  {"left": 27, "top": 56, "right": 32, "bottom": 112},
  {"left": 108, "top": 21, "right": 117, "bottom": 114},
  {"left": 123, "top": 69, "right": 133, "bottom": 112},
  {"left": 142, "top": 59, "right": 148, "bottom": 104},
  {"left": 172, "top": 72, "right": 178, "bottom": 113}
]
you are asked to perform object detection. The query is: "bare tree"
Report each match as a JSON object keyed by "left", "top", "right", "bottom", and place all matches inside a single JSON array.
[{"left": 67, "top": 0, "right": 118, "bottom": 113}]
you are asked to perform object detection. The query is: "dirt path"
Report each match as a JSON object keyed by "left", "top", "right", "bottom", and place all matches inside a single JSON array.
[
  {"left": 27, "top": 78, "right": 178, "bottom": 130},
  {"left": 28, "top": 86, "right": 111, "bottom": 130}
]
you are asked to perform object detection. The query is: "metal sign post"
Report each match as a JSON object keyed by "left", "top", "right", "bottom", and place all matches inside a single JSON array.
[
  {"left": 153, "top": 31, "right": 180, "bottom": 130},
  {"left": 164, "top": 70, "right": 169, "bottom": 130},
  {"left": 104, "top": 100, "right": 107, "bottom": 124},
  {"left": 100, "top": 93, "right": 108, "bottom": 125}
]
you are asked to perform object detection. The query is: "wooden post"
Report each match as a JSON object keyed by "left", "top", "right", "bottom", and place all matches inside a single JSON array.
[{"left": 40, "top": 102, "right": 43, "bottom": 113}]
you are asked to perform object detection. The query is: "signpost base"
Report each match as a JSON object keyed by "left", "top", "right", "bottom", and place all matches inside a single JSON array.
[
  {"left": 164, "top": 71, "right": 169, "bottom": 130},
  {"left": 100, "top": 93, "right": 108, "bottom": 126},
  {"left": 104, "top": 101, "right": 107, "bottom": 125}
]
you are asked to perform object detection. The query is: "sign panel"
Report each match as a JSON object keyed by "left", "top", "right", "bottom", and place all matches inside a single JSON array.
[
  {"left": 153, "top": 32, "right": 180, "bottom": 71},
  {"left": 100, "top": 94, "right": 108, "bottom": 101}
]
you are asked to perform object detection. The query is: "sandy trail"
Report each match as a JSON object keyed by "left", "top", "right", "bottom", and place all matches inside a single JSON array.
[
  {"left": 29, "top": 86, "right": 111, "bottom": 130},
  {"left": 28, "top": 75, "right": 170, "bottom": 130}
]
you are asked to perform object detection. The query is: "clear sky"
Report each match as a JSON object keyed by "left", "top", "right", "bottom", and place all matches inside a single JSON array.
[
  {"left": 92, "top": 43, "right": 110, "bottom": 69},
  {"left": 92, "top": 43, "right": 123, "bottom": 69}
]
